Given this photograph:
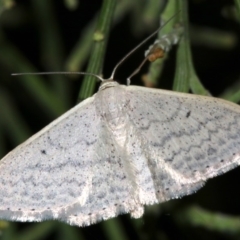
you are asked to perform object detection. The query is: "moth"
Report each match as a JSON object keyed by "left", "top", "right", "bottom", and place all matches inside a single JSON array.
[{"left": 0, "top": 21, "right": 240, "bottom": 227}]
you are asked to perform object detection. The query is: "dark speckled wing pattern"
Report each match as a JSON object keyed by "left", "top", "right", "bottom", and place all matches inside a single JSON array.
[
  {"left": 0, "top": 95, "right": 107, "bottom": 226},
  {"left": 126, "top": 86, "right": 240, "bottom": 201},
  {"left": 0, "top": 83, "right": 240, "bottom": 227}
]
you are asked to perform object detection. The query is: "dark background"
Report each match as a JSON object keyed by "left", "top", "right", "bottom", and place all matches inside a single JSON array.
[{"left": 0, "top": 0, "right": 240, "bottom": 239}]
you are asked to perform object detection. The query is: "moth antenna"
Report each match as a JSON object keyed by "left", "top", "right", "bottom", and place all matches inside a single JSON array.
[
  {"left": 11, "top": 72, "right": 105, "bottom": 82},
  {"left": 109, "top": 11, "right": 181, "bottom": 81},
  {"left": 126, "top": 57, "right": 149, "bottom": 85},
  {"left": 12, "top": 12, "right": 180, "bottom": 84}
]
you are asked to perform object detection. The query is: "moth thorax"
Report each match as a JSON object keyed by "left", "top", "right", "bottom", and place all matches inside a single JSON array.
[{"left": 96, "top": 85, "right": 129, "bottom": 130}]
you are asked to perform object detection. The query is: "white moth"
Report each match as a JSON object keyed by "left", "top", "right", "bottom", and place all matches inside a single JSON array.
[
  {"left": 1, "top": 26, "right": 240, "bottom": 227},
  {"left": 1, "top": 78, "right": 240, "bottom": 226}
]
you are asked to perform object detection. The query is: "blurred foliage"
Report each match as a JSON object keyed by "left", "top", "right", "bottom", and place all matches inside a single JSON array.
[{"left": 0, "top": 0, "right": 240, "bottom": 239}]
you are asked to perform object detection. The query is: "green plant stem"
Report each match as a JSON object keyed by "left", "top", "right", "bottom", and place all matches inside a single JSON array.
[
  {"left": 78, "top": 0, "right": 117, "bottom": 101},
  {"left": 145, "top": 0, "right": 181, "bottom": 87},
  {"left": 173, "top": 0, "right": 190, "bottom": 92},
  {"left": 65, "top": 0, "right": 134, "bottom": 73},
  {"left": 175, "top": 206, "right": 240, "bottom": 235},
  {"left": 235, "top": 0, "right": 240, "bottom": 18},
  {"left": 173, "top": 0, "right": 208, "bottom": 95}
]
